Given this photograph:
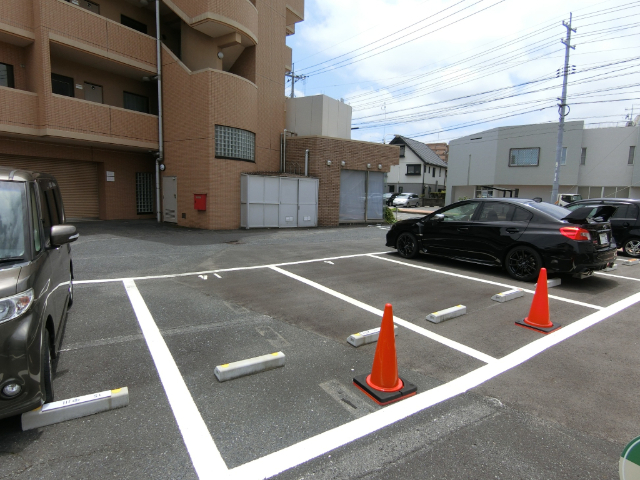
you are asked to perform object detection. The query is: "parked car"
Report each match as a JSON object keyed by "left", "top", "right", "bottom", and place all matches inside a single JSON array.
[
  {"left": 383, "top": 192, "right": 402, "bottom": 206},
  {"left": 555, "top": 193, "right": 582, "bottom": 206},
  {"left": 385, "top": 198, "right": 617, "bottom": 282},
  {"left": 0, "top": 167, "right": 78, "bottom": 420},
  {"left": 392, "top": 193, "right": 420, "bottom": 208},
  {"left": 566, "top": 198, "right": 640, "bottom": 257}
]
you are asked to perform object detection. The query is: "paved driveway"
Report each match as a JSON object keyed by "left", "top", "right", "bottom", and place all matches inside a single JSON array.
[{"left": 1, "top": 220, "right": 638, "bottom": 479}]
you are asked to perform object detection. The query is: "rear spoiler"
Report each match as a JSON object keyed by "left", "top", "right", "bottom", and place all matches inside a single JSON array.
[{"left": 562, "top": 205, "right": 618, "bottom": 224}]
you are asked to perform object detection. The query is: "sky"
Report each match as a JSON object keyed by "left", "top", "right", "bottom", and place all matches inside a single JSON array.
[{"left": 285, "top": 0, "right": 640, "bottom": 145}]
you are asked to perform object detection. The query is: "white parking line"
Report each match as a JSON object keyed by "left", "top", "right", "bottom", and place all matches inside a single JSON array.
[
  {"left": 74, "top": 252, "right": 393, "bottom": 285},
  {"left": 369, "top": 254, "right": 605, "bottom": 311},
  {"left": 596, "top": 272, "right": 640, "bottom": 282},
  {"left": 269, "top": 266, "right": 497, "bottom": 364},
  {"left": 123, "top": 279, "right": 227, "bottom": 480},
  {"left": 228, "top": 291, "right": 640, "bottom": 480}
]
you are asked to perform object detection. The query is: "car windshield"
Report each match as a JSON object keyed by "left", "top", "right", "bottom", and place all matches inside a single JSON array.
[
  {"left": 525, "top": 201, "right": 571, "bottom": 219},
  {"left": 0, "top": 181, "right": 27, "bottom": 261}
]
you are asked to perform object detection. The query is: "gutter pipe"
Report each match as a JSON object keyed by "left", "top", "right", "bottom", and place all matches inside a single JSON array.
[{"left": 154, "top": 0, "right": 164, "bottom": 222}]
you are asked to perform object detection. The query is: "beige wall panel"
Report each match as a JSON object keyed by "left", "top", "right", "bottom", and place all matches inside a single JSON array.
[
  {"left": 0, "top": 137, "right": 93, "bottom": 161},
  {"left": 0, "top": 87, "right": 38, "bottom": 131},
  {"left": 170, "top": 0, "right": 258, "bottom": 41},
  {"left": 0, "top": 0, "right": 34, "bottom": 31},
  {"left": 97, "top": 0, "right": 157, "bottom": 37}
]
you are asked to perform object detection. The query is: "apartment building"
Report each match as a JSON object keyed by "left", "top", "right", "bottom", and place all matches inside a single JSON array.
[
  {"left": 0, "top": 0, "right": 303, "bottom": 227},
  {"left": 446, "top": 121, "right": 640, "bottom": 205}
]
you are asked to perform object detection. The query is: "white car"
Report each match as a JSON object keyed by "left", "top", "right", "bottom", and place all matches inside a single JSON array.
[{"left": 392, "top": 193, "right": 420, "bottom": 208}]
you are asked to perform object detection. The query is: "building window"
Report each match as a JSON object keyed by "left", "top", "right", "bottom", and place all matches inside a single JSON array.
[
  {"left": 123, "top": 92, "right": 149, "bottom": 113},
  {"left": 398, "top": 145, "right": 405, "bottom": 157},
  {"left": 560, "top": 147, "right": 567, "bottom": 166},
  {"left": 136, "top": 172, "right": 154, "bottom": 214},
  {"left": 509, "top": 147, "right": 539, "bottom": 166},
  {"left": 580, "top": 147, "right": 587, "bottom": 165},
  {"left": 215, "top": 125, "right": 255, "bottom": 162},
  {"left": 629, "top": 146, "right": 636, "bottom": 165},
  {"left": 432, "top": 167, "right": 436, "bottom": 178},
  {"left": 398, "top": 186, "right": 403, "bottom": 193},
  {"left": 0, "top": 63, "right": 14, "bottom": 88},
  {"left": 406, "top": 164, "right": 421, "bottom": 175},
  {"left": 51, "top": 73, "right": 74, "bottom": 97},
  {"left": 121, "top": 15, "right": 147, "bottom": 34}
]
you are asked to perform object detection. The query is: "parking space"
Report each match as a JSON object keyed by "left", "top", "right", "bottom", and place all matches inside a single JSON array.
[{"left": 1, "top": 222, "right": 639, "bottom": 479}]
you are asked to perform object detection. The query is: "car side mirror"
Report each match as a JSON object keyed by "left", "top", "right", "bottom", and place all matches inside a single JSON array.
[
  {"left": 433, "top": 214, "right": 445, "bottom": 222},
  {"left": 51, "top": 225, "right": 79, "bottom": 246}
]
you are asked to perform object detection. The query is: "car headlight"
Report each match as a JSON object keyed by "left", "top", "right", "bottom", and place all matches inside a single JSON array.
[{"left": 0, "top": 289, "right": 34, "bottom": 324}]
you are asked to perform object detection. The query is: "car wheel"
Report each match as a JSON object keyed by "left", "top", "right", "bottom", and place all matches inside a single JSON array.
[
  {"left": 397, "top": 232, "right": 419, "bottom": 259},
  {"left": 42, "top": 334, "right": 54, "bottom": 404},
  {"left": 505, "top": 246, "right": 542, "bottom": 282},
  {"left": 623, "top": 238, "right": 640, "bottom": 257}
]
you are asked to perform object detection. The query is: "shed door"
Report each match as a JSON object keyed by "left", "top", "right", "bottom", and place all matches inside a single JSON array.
[
  {"left": 0, "top": 155, "right": 99, "bottom": 219},
  {"left": 339, "top": 170, "right": 366, "bottom": 222}
]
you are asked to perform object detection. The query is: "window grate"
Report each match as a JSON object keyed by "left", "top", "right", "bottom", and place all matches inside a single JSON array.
[
  {"left": 215, "top": 125, "right": 255, "bottom": 162},
  {"left": 509, "top": 148, "right": 539, "bottom": 166},
  {"left": 136, "top": 172, "right": 154, "bottom": 214}
]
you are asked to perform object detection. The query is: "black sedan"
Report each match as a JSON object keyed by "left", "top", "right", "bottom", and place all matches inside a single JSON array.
[
  {"left": 385, "top": 198, "right": 617, "bottom": 282},
  {"left": 566, "top": 198, "right": 640, "bottom": 258}
]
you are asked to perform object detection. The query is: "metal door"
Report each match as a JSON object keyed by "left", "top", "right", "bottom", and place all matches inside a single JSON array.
[
  {"left": 339, "top": 170, "right": 366, "bottom": 221},
  {"left": 298, "top": 178, "right": 317, "bottom": 227},
  {"left": 279, "top": 178, "right": 298, "bottom": 227},
  {"left": 84, "top": 82, "right": 103, "bottom": 103},
  {"left": 162, "top": 176, "right": 177, "bottom": 223},
  {"left": 366, "top": 171, "right": 384, "bottom": 220}
]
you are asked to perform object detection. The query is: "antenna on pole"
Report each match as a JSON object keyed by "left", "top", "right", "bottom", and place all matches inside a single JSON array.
[
  {"left": 550, "top": 12, "right": 576, "bottom": 204},
  {"left": 285, "top": 63, "right": 307, "bottom": 99}
]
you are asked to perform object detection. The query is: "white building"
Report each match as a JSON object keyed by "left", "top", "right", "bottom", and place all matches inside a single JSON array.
[
  {"left": 387, "top": 135, "right": 448, "bottom": 196},
  {"left": 446, "top": 121, "right": 640, "bottom": 205}
]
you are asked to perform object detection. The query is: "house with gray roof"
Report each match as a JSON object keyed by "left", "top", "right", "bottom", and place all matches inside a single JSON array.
[{"left": 387, "top": 135, "right": 448, "bottom": 198}]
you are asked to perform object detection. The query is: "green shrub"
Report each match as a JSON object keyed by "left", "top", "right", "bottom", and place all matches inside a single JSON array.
[{"left": 383, "top": 206, "right": 397, "bottom": 224}]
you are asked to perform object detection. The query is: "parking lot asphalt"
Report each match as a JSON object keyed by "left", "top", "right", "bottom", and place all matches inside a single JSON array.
[{"left": 1, "top": 219, "right": 639, "bottom": 479}]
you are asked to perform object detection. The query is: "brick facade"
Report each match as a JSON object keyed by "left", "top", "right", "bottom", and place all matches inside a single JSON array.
[{"left": 286, "top": 136, "right": 399, "bottom": 226}]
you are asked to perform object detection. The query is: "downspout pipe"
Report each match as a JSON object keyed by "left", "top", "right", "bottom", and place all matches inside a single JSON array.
[
  {"left": 283, "top": 129, "right": 287, "bottom": 174},
  {"left": 304, "top": 149, "right": 309, "bottom": 176},
  {"left": 154, "top": 0, "right": 164, "bottom": 223}
]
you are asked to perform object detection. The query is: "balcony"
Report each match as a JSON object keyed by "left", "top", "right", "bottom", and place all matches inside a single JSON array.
[
  {"left": 0, "top": 0, "right": 34, "bottom": 36},
  {"left": 43, "top": 0, "right": 156, "bottom": 71},
  {"left": 286, "top": 0, "right": 304, "bottom": 26},
  {"left": 0, "top": 87, "right": 38, "bottom": 136},
  {"left": 162, "top": 47, "right": 257, "bottom": 144},
  {"left": 169, "top": 0, "right": 258, "bottom": 46},
  {"left": 46, "top": 94, "right": 158, "bottom": 149},
  {"left": 285, "top": 45, "right": 292, "bottom": 73}
]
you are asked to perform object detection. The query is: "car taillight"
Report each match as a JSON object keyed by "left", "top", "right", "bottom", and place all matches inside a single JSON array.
[{"left": 560, "top": 226, "right": 591, "bottom": 241}]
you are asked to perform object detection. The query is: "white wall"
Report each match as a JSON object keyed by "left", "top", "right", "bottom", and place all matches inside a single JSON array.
[
  {"left": 386, "top": 147, "right": 446, "bottom": 192},
  {"left": 446, "top": 122, "right": 639, "bottom": 204},
  {"left": 286, "top": 95, "right": 352, "bottom": 139}
]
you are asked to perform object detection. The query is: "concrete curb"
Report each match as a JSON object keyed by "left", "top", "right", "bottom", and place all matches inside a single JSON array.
[
  {"left": 426, "top": 305, "right": 466, "bottom": 324},
  {"left": 214, "top": 352, "right": 285, "bottom": 382},
  {"left": 347, "top": 326, "right": 398, "bottom": 347},
  {"left": 537, "top": 278, "right": 561, "bottom": 288},
  {"left": 22, "top": 387, "right": 129, "bottom": 430},
  {"left": 491, "top": 289, "right": 524, "bottom": 303},
  {"left": 603, "top": 264, "right": 618, "bottom": 272}
]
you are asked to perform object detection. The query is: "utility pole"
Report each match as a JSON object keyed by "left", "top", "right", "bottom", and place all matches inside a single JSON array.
[
  {"left": 286, "top": 64, "right": 307, "bottom": 98},
  {"left": 550, "top": 13, "right": 576, "bottom": 204}
]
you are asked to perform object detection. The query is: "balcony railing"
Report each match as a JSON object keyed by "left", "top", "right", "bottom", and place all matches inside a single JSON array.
[
  {"left": 44, "top": 0, "right": 156, "bottom": 69},
  {"left": 0, "top": 0, "right": 34, "bottom": 32},
  {"left": 0, "top": 87, "right": 38, "bottom": 133},
  {"left": 48, "top": 94, "right": 158, "bottom": 147}
]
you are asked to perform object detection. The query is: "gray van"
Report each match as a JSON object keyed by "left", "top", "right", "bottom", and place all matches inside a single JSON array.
[{"left": 0, "top": 167, "right": 78, "bottom": 419}]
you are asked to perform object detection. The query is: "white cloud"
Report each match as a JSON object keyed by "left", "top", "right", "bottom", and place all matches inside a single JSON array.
[{"left": 287, "top": 0, "right": 640, "bottom": 143}]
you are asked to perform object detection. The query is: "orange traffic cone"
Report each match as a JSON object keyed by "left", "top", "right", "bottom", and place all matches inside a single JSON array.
[
  {"left": 353, "top": 304, "right": 417, "bottom": 405},
  {"left": 515, "top": 268, "right": 561, "bottom": 334}
]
